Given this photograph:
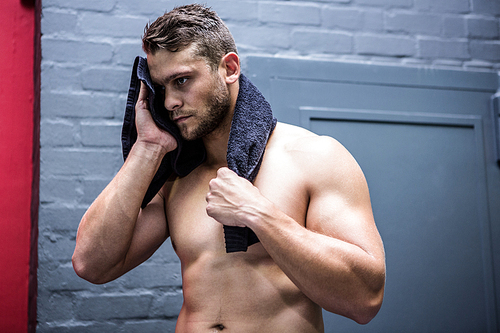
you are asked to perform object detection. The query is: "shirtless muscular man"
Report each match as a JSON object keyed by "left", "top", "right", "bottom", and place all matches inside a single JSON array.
[{"left": 72, "top": 4, "right": 386, "bottom": 332}]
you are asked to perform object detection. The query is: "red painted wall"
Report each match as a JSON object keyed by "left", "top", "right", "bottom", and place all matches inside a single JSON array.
[{"left": 0, "top": 0, "right": 39, "bottom": 332}]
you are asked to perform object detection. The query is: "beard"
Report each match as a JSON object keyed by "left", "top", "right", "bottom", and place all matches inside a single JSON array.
[{"left": 175, "top": 75, "right": 231, "bottom": 141}]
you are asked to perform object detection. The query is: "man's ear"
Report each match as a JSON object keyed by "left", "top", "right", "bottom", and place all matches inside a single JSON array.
[{"left": 221, "top": 52, "right": 240, "bottom": 84}]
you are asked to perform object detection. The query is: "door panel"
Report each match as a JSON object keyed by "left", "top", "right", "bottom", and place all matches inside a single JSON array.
[{"left": 246, "top": 56, "right": 499, "bottom": 332}]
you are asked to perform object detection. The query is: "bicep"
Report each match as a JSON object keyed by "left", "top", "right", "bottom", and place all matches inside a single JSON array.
[{"left": 305, "top": 139, "right": 383, "bottom": 258}]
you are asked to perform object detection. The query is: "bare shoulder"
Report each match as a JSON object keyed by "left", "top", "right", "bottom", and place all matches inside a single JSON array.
[
  {"left": 269, "top": 122, "right": 362, "bottom": 178},
  {"left": 271, "top": 122, "right": 346, "bottom": 152}
]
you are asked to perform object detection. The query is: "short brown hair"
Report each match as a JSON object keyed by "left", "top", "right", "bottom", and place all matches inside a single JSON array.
[{"left": 142, "top": 4, "right": 237, "bottom": 70}]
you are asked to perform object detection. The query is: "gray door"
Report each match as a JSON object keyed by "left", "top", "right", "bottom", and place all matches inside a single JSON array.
[{"left": 247, "top": 56, "right": 500, "bottom": 332}]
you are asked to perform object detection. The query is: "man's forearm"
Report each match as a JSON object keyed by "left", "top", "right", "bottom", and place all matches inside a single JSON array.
[
  {"left": 72, "top": 143, "right": 165, "bottom": 283},
  {"left": 249, "top": 208, "right": 385, "bottom": 325}
]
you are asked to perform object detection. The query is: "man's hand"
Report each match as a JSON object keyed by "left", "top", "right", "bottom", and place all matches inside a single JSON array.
[
  {"left": 135, "top": 81, "right": 177, "bottom": 155},
  {"left": 206, "top": 167, "right": 273, "bottom": 228}
]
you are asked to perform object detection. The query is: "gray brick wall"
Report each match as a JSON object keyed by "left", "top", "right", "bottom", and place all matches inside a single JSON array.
[{"left": 39, "top": 0, "right": 499, "bottom": 331}]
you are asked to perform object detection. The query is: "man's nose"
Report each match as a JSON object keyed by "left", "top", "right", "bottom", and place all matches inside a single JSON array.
[{"left": 164, "top": 90, "right": 182, "bottom": 111}]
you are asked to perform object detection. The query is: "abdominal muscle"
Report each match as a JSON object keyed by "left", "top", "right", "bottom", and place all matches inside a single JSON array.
[{"left": 174, "top": 244, "right": 324, "bottom": 333}]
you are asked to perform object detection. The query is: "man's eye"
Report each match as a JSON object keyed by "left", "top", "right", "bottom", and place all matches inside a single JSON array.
[{"left": 176, "top": 77, "right": 188, "bottom": 85}]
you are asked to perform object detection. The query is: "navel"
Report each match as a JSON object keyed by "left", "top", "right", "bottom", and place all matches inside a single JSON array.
[{"left": 211, "top": 323, "right": 225, "bottom": 331}]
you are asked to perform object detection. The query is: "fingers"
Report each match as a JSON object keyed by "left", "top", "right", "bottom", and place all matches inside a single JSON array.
[
  {"left": 215, "top": 167, "right": 237, "bottom": 180},
  {"left": 133, "top": 82, "right": 177, "bottom": 153},
  {"left": 206, "top": 168, "right": 245, "bottom": 206},
  {"left": 206, "top": 167, "right": 270, "bottom": 229},
  {"left": 207, "top": 168, "right": 234, "bottom": 198},
  {"left": 136, "top": 81, "right": 150, "bottom": 111},
  {"left": 139, "top": 81, "right": 149, "bottom": 101}
]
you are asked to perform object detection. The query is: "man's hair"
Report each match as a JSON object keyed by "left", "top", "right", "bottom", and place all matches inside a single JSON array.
[{"left": 142, "top": 4, "right": 237, "bottom": 71}]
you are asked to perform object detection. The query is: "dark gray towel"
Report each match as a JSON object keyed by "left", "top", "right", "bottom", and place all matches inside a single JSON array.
[
  {"left": 122, "top": 56, "right": 277, "bottom": 253},
  {"left": 224, "top": 74, "right": 277, "bottom": 252}
]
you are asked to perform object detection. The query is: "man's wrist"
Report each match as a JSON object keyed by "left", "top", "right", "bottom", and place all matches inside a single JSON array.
[
  {"left": 129, "top": 140, "right": 169, "bottom": 163},
  {"left": 245, "top": 197, "right": 277, "bottom": 231}
]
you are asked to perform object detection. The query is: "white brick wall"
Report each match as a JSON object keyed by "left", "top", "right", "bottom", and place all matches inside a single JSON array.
[{"left": 38, "top": 0, "right": 500, "bottom": 331}]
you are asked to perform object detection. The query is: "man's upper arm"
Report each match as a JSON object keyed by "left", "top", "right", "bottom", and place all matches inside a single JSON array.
[
  {"left": 305, "top": 136, "right": 384, "bottom": 257},
  {"left": 118, "top": 191, "right": 170, "bottom": 275}
]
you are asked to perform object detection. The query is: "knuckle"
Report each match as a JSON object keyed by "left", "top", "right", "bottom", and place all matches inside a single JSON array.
[
  {"left": 217, "top": 167, "right": 228, "bottom": 176},
  {"left": 206, "top": 204, "right": 214, "bottom": 216}
]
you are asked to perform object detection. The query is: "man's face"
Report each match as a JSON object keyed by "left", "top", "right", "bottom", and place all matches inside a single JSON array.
[{"left": 147, "top": 46, "right": 232, "bottom": 141}]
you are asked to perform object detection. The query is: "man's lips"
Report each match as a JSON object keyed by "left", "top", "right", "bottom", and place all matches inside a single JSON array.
[{"left": 172, "top": 115, "right": 191, "bottom": 123}]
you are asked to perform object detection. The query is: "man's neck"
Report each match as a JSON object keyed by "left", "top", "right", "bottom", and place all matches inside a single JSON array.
[
  {"left": 201, "top": 80, "right": 239, "bottom": 168},
  {"left": 202, "top": 122, "right": 231, "bottom": 167}
]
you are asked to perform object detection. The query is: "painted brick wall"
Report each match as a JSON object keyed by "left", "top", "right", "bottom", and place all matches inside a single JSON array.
[{"left": 38, "top": 0, "right": 500, "bottom": 331}]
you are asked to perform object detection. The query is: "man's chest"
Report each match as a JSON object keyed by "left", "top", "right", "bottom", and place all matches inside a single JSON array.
[{"left": 163, "top": 161, "right": 309, "bottom": 259}]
